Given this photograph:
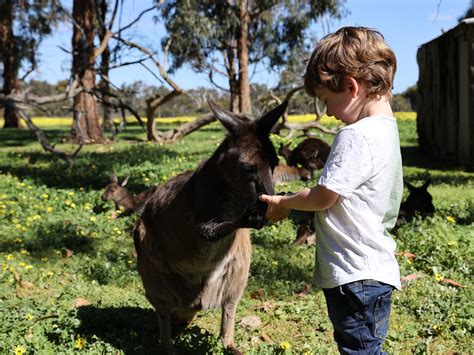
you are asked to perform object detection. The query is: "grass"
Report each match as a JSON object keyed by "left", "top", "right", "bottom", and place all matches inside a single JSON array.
[{"left": 0, "top": 113, "right": 472, "bottom": 354}]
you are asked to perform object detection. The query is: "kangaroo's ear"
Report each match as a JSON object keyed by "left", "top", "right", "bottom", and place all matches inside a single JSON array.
[
  {"left": 111, "top": 174, "right": 118, "bottom": 183},
  {"left": 421, "top": 177, "right": 431, "bottom": 190},
  {"left": 121, "top": 176, "right": 129, "bottom": 187},
  {"left": 256, "top": 100, "right": 288, "bottom": 136},
  {"left": 208, "top": 99, "right": 239, "bottom": 133},
  {"left": 404, "top": 180, "right": 415, "bottom": 192}
]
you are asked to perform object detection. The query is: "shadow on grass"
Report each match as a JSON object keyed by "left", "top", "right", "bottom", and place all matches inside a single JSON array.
[
  {"left": 0, "top": 143, "right": 179, "bottom": 190},
  {"left": 0, "top": 220, "right": 96, "bottom": 258},
  {"left": 76, "top": 306, "right": 227, "bottom": 354}
]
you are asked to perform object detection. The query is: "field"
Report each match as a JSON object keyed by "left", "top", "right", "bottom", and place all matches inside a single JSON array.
[{"left": 0, "top": 113, "right": 472, "bottom": 354}]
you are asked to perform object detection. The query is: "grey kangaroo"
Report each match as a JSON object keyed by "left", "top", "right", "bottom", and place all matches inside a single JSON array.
[{"left": 133, "top": 100, "right": 288, "bottom": 353}]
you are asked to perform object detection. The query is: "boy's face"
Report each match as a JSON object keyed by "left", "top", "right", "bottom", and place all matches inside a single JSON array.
[{"left": 314, "top": 79, "right": 364, "bottom": 124}]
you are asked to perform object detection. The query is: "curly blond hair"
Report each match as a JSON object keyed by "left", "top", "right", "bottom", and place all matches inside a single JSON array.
[{"left": 304, "top": 26, "right": 396, "bottom": 98}]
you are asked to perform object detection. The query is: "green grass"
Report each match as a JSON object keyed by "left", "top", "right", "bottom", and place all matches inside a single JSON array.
[{"left": 0, "top": 115, "right": 473, "bottom": 354}]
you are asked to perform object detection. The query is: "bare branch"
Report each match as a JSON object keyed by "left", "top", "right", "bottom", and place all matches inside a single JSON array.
[
  {"left": 149, "top": 113, "right": 216, "bottom": 144},
  {"left": 17, "top": 109, "right": 83, "bottom": 167},
  {"left": 94, "top": 29, "right": 113, "bottom": 59},
  {"left": 209, "top": 71, "right": 230, "bottom": 92},
  {"left": 117, "top": 4, "right": 158, "bottom": 33},
  {"left": 113, "top": 35, "right": 182, "bottom": 93}
]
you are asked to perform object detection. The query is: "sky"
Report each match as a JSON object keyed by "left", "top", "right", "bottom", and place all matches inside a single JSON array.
[{"left": 32, "top": 0, "right": 472, "bottom": 94}]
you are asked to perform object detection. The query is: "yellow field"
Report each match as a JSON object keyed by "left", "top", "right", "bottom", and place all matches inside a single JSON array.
[{"left": 0, "top": 112, "right": 416, "bottom": 127}]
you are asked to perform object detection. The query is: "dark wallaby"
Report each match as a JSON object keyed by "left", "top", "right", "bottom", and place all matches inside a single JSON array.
[
  {"left": 101, "top": 174, "right": 158, "bottom": 215},
  {"left": 272, "top": 164, "right": 312, "bottom": 184},
  {"left": 277, "top": 191, "right": 316, "bottom": 245},
  {"left": 279, "top": 137, "right": 331, "bottom": 172},
  {"left": 133, "top": 100, "right": 288, "bottom": 353},
  {"left": 398, "top": 178, "right": 435, "bottom": 223}
]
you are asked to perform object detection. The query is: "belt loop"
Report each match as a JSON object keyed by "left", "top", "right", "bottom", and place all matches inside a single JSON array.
[{"left": 339, "top": 285, "right": 345, "bottom": 295}]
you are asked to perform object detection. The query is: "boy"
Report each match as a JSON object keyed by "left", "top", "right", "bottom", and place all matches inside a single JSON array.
[{"left": 259, "top": 26, "right": 403, "bottom": 354}]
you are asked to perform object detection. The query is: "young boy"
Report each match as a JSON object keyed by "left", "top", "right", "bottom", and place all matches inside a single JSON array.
[{"left": 259, "top": 26, "right": 403, "bottom": 354}]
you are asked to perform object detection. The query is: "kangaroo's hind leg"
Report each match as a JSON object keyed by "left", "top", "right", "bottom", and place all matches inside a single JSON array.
[
  {"left": 157, "top": 310, "right": 173, "bottom": 354},
  {"left": 220, "top": 300, "right": 241, "bottom": 354}
]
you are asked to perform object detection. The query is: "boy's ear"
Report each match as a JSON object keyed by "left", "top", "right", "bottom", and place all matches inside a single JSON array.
[{"left": 347, "top": 77, "right": 359, "bottom": 98}]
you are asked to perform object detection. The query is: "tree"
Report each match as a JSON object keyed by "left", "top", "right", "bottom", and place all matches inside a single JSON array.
[
  {"left": 0, "top": 0, "right": 56, "bottom": 128},
  {"left": 159, "top": 0, "right": 345, "bottom": 114},
  {"left": 71, "top": 0, "right": 104, "bottom": 143}
]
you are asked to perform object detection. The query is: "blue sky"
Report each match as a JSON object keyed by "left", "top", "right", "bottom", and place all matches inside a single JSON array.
[{"left": 33, "top": 0, "right": 471, "bottom": 94}]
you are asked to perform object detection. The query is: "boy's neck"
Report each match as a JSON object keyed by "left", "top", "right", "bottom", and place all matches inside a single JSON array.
[{"left": 357, "top": 95, "right": 393, "bottom": 121}]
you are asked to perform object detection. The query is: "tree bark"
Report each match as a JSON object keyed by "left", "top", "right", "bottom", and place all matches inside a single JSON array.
[
  {"left": 99, "top": 0, "right": 113, "bottom": 132},
  {"left": 226, "top": 47, "right": 240, "bottom": 113},
  {"left": 237, "top": 0, "right": 251, "bottom": 114},
  {"left": 71, "top": 0, "right": 104, "bottom": 143},
  {"left": 0, "top": 1, "right": 21, "bottom": 128}
]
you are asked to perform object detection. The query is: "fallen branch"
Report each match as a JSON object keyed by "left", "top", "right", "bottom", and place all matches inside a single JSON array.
[
  {"left": 18, "top": 109, "right": 83, "bottom": 167},
  {"left": 267, "top": 87, "right": 337, "bottom": 137}
]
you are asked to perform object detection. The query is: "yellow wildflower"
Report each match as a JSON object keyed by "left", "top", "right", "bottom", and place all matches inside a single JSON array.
[
  {"left": 6, "top": 254, "right": 14, "bottom": 260},
  {"left": 19, "top": 262, "right": 26, "bottom": 267},
  {"left": 20, "top": 250, "right": 29, "bottom": 255},
  {"left": 446, "top": 216, "right": 455, "bottom": 223},
  {"left": 90, "top": 216, "right": 96, "bottom": 222},
  {"left": 41, "top": 193, "right": 49, "bottom": 199},
  {"left": 434, "top": 273, "right": 444, "bottom": 282},
  {"left": 13, "top": 345, "right": 27, "bottom": 355},
  {"left": 25, "top": 314, "right": 34, "bottom": 321},
  {"left": 75, "top": 336, "right": 86, "bottom": 349},
  {"left": 280, "top": 341, "right": 291, "bottom": 350},
  {"left": 272, "top": 261, "right": 278, "bottom": 266},
  {"left": 24, "top": 265, "right": 33, "bottom": 270},
  {"left": 46, "top": 207, "right": 53, "bottom": 213}
]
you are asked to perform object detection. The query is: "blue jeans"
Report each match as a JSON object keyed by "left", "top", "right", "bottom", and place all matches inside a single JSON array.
[{"left": 323, "top": 280, "right": 394, "bottom": 355}]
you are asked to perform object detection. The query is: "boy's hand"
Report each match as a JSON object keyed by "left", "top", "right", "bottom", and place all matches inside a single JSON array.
[{"left": 259, "top": 194, "right": 291, "bottom": 223}]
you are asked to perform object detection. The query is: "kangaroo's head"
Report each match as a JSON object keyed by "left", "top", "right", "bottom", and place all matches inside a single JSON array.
[
  {"left": 101, "top": 174, "right": 130, "bottom": 202},
  {"left": 400, "top": 178, "right": 435, "bottom": 219},
  {"left": 207, "top": 100, "right": 288, "bottom": 229}
]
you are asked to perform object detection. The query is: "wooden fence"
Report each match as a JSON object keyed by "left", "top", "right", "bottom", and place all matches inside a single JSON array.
[{"left": 417, "top": 19, "right": 474, "bottom": 169}]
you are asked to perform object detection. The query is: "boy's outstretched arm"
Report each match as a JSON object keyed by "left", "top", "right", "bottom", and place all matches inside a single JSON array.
[{"left": 259, "top": 185, "right": 339, "bottom": 223}]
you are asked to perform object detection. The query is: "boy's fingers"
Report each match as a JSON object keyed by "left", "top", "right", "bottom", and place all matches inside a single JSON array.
[{"left": 259, "top": 194, "right": 272, "bottom": 202}]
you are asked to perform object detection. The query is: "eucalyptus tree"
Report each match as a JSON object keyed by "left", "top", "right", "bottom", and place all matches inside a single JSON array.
[
  {"left": 0, "top": 0, "right": 57, "bottom": 128},
  {"left": 158, "top": 0, "right": 345, "bottom": 113}
]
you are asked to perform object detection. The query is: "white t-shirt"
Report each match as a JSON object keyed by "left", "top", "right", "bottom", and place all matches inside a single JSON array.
[{"left": 313, "top": 116, "right": 403, "bottom": 290}]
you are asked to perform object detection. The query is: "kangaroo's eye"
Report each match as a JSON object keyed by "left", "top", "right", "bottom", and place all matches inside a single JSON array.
[{"left": 242, "top": 165, "right": 257, "bottom": 174}]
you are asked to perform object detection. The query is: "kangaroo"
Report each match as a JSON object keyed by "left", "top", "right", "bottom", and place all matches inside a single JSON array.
[
  {"left": 272, "top": 164, "right": 312, "bottom": 184},
  {"left": 279, "top": 137, "right": 331, "bottom": 172},
  {"left": 398, "top": 178, "right": 435, "bottom": 223},
  {"left": 133, "top": 100, "right": 288, "bottom": 353},
  {"left": 101, "top": 174, "right": 158, "bottom": 215}
]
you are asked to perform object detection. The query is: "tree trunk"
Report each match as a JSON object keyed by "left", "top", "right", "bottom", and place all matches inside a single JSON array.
[
  {"left": 226, "top": 47, "right": 240, "bottom": 113},
  {"left": 237, "top": 0, "right": 251, "bottom": 114},
  {"left": 99, "top": 0, "right": 112, "bottom": 132},
  {"left": 0, "top": 1, "right": 21, "bottom": 128},
  {"left": 71, "top": 0, "right": 104, "bottom": 143}
]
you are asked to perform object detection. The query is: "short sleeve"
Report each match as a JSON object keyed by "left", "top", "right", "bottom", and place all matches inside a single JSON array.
[{"left": 318, "top": 128, "right": 374, "bottom": 198}]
